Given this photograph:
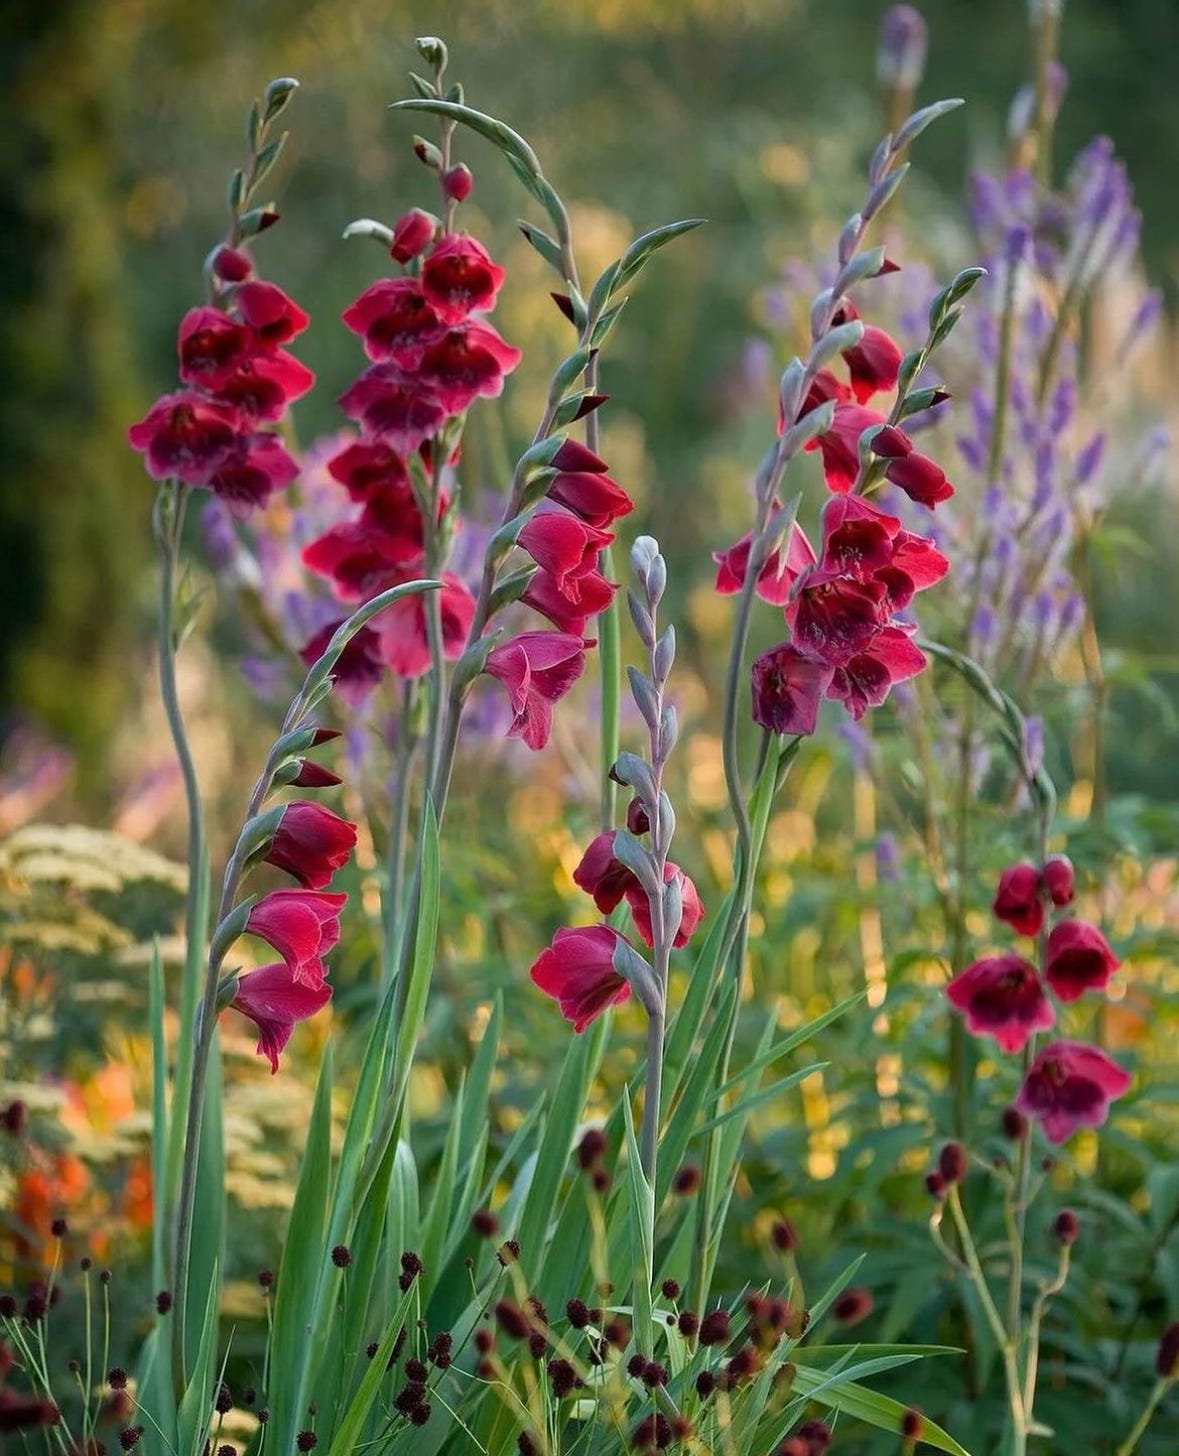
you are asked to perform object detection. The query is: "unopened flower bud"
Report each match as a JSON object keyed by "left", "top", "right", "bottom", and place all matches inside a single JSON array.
[
  {"left": 415, "top": 36, "right": 448, "bottom": 71},
  {"left": 938, "top": 1141, "right": 966, "bottom": 1185},
  {"left": 1001, "top": 1106, "right": 1028, "bottom": 1140},
  {"left": 390, "top": 208, "right": 437, "bottom": 264},
  {"left": 1042, "top": 855, "right": 1075, "bottom": 907},
  {"left": 1156, "top": 1321, "right": 1179, "bottom": 1379},
  {"left": 901, "top": 1407, "right": 924, "bottom": 1440},
  {"left": 212, "top": 245, "right": 252, "bottom": 282},
  {"left": 876, "top": 6, "right": 928, "bottom": 91},
  {"left": 925, "top": 1170, "right": 946, "bottom": 1198},
  {"left": 443, "top": 165, "right": 473, "bottom": 201},
  {"left": 1053, "top": 1209, "right": 1078, "bottom": 1246}
]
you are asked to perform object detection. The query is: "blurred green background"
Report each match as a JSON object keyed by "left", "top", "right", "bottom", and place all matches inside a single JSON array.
[{"left": 3, "top": 0, "right": 1178, "bottom": 813}]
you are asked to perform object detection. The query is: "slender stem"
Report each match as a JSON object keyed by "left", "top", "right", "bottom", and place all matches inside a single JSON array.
[
  {"left": 1022, "top": 1245, "right": 1070, "bottom": 1417},
  {"left": 640, "top": 1009, "right": 665, "bottom": 1185},
  {"left": 1116, "top": 1379, "right": 1174, "bottom": 1456},
  {"left": 381, "top": 682, "right": 420, "bottom": 993}
]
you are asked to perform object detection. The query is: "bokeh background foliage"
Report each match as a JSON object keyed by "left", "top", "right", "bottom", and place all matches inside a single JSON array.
[{"left": 4, "top": 0, "right": 1179, "bottom": 790}]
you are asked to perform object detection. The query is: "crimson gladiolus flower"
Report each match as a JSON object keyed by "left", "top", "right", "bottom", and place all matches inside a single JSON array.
[
  {"left": 518, "top": 507, "right": 614, "bottom": 599},
  {"left": 520, "top": 565, "right": 617, "bottom": 635},
  {"left": 786, "top": 573, "right": 886, "bottom": 663},
  {"left": 326, "top": 439, "right": 412, "bottom": 501},
  {"left": 302, "top": 515, "right": 428, "bottom": 600},
  {"left": 713, "top": 514, "right": 817, "bottom": 606},
  {"left": 992, "top": 862, "right": 1044, "bottom": 937},
  {"left": 550, "top": 438, "right": 609, "bottom": 473},
  {"left": 1044, "top": 920, "right": 1120, "bottom": 1002},
  {"left": 809, "top": 402, "right": 886, "bottom": 493},
  {"left": 572, "top": 832, "right": 640, "bottom": 913},
  {"left": 420, "top": 235, "right": 506, "bottom": 325},
  {"left": 1015, "top": 1039, "right": 1130, "bottom": 1144},
  {"left": 890, "top": 529, "right": 950, "bottom": 589},
  {"left": 483, "top": 632, "right": 589, "bottom": 751},
  {"left": 337, "top": 365, "right": 448, "bottom": 452},
  {"left": 245, "top": 888, "right": 346, "bottom": 988},
  {"left": 390, "top": 208, "right": 437, "bottom": 264},
  {"left": 127, "top": 391, "right": 241, "bottom": 484},
  {"left": 233, "top": 280, "right": 310, "bottom": 347},
  {"left": 529, "top": 925, "right": 631, "bottom": 1032},
  {"left": 264, "top": 801, "right": 357, "bottom": 889},
  {"left": 208, "top": 434, "right": 300, "bottom": 516},
  {"left": 177, "top": 307, "right": 254, "bottom": 390},
  {"left": 946, "top": 954, "right": 1055, "bottom": 1053},
  {"left": 827, "top": 627, "right": 925, "bottom": 720},
  {"left": 625, "top": 864, "right": 705, "bottom": 949},
  {"left": 218, "top": 350, "right": 315, "bottom": 423},
  {"left": 418, "top": 322, "right": 522, "bottom": 413},
  {"left": 832, "top": 301, "right": 903, "bottom": 403},
  {"left": 300, "top": 621, "right": 385, "bottom": 706},
  {"left": 375, "top": 571, "right": 475, "bottom": 677},
  {"left": 342, "top": 278, "right": 443, "bottom": 367},
  {"left": 751, "top": 643, "right": 833, "bottom": 736},
  {"left": 230, "top": 963, "right": 332, "bottom": 1073},
  {"left": 819, "top": 494, "right": 899, "bottom": 577},
  {"left": 546, "top": 470, "right": 634, "bottom": 528}
]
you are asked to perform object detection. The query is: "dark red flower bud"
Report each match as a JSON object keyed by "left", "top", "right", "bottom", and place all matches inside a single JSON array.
[
  {"left": 831, "top": 1287, "right": 873, "bottom": 1326},
  {"left": 660, "top": 1279, "right": 680, "bottom": 1300},
  {"left": 771, "top": 1218, "right": 798, "bottom": 1252},
  {"left": 471, "top": 1207, "right": 499, "bottom": 1237},
  {"left": 938, "top": 1141, "right": 966, "bottom": 1185},
  {"left": 1156, "top": 1321, "right": 1179, "bottom": 1378},
  {"left": 698, "top": 1309, "right": 731, "bottom": 1346},
  {"left": 1001, "top": 1106, "right": 1028, "bottom": 1140},
  {"left": 695, "top": 1370, "right": 716, "bottom": 1399},
  {"left": 1044, "top": 920, "right": 1120, "bottom": 1002},
  {"left": 901, "top": 1407, "right": 924, "bottom": 1440},
  {"left": 107, "top": 1370, "right": 128, "bottom": 1392},
  {"left": 626, "top": 798, "right": 650, "bottom": 835},
  {"left": 547, "top": 1357, "right": 578, "bottom": 1397},
  {"left": 390, "top": 209, "right": 438, "bottom": 264},
  {"left": 1042, "top": 855, "right": 1075, "bottom": 906},
  {"left": 992, "top": 861, "right": 1044, "bottom": 936},
  {"left": 1053, "top": 1209, "right": 1079, "bottom": 1246},
  {"left": 677, "top": 1310, "right": 699, "bottom": 1338},
  {"left": 672, "top": 1164, "right": 701, "bottom": 1195},
  {"left": 576, "top": 1128, "right": 608, "bottom": 1168},
  {"left": 925, "top": 1170, "right": 946, "bottom": 1198},
  {"left": 212, "top": 245, "right": 253, "bottom": 282},
  {"left": 331, "top": 1245, "right": 352, "bottom": 1268},
  {"left": 1, "top": 1100, "right": 27, "bottom": 1136}
]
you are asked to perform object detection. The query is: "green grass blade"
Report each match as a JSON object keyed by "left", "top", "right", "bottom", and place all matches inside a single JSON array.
[
  {"left": 148, "top": 939, "right": 168, "bottom": 1301},
  {"left": 393, "top": 796, "right": 440, "bottom": 1110},
  {"left": 185, "top": 1033, "right": 225, "bottom": 1370},
  {"left": 176, "top": 1262, "right": 219, "bottom": 1456},
  {"left": 622, "top": 1093, "right": 654, "bottom": 1357},
  {"left": 323, "top": 1282, "right": 418, "bottom": 1456}
]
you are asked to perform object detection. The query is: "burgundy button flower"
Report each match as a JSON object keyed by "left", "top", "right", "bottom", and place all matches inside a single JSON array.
[
  {"left": 483, "top": 632, "right": 589, "bottom": 751},
  {"left": 751, "top": 643, "right": 833, "bottom": 736},
  {"left": 245, "top": 889, "right": 347, "bottom": 988},
  {"left": 231, "top": 963, "right": 332, "bottom": 1073},
  {"left": 264, "top": 801, "right": 357, "bottom": 889},
  {"left": 1044, "top": 920, "right": 1120, "bottom": 1002},
  {"left": 420, "top": 235, "right": 506, "bottom": 325},
  {"left": 992, "top": 862, "right": 1044, "bottom": 937},
  {"left": 946, "top": 954, "right": 1055, "bottom": 1053},
  {"left": 529, "top": 925, "right": 631, "bottom": 1032},
  {"left": 1015, "top": 1039, "right": 1130, "bottom": 1143}
]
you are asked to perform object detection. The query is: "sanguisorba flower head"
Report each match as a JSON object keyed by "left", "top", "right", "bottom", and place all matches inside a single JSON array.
[
  {"left": 529, "top": 925, "right": 632, "bottom": 1032},
  {"left": 1015, "top": 1039, "right": 1130, "bottom": 1144},
  {"left": 945, "top": 953, "right": 1055, "bottom": 1053}
]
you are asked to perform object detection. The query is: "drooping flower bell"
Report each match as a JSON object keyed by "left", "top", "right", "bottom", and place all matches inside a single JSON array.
[
  {"left": 1015, "top": 1039, "right": 1130, "bottom": 1144},
  {"left": 263, "top": 801, "right": 358, "bottom": 890},
  {"left": 230, "top": 963, "right": 333, "bottom": 1073},
  {"left": 529, "top": 925, "right": 632, "bottom": 1032},
  {"left": 945, "top": 954, "right": 1055, "bottom": 1053},
  {"left": 482, "top": 632, "right": 590, "bottom": 751},
  {"left": 1043, "top": 919, "right": 1120, "bottom": 1002}
]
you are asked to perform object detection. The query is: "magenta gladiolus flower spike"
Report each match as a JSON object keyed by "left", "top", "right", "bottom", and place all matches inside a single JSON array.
[
  {"left": 264, "top": 802, "right": 357, "bottom": 889},
  {"left": 1044, "top": 920, "right": 1120, "bottom": 1002},
  {"left": 945, "top": 954, "right": 1055, "bottom": 1053},
  {"left": 1015, "top": 1039, "right": 1130, "bottom": 1143},
  {"left": 529, "top": 925, "right": 631, "bottom": 1032}
]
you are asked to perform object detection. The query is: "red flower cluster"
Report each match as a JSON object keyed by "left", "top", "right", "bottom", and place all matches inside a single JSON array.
[
  {"left": 481, "top": 438, "right": 634, "bottom": 749},
  {"left": 531, "top": 820, "right": 704, "bottom": 1031},
  {"left": 128, "top": 252, "right": 312, "bottom": 515},
  {"left": 227, "top": 744, "right": 358, "bottom": 1072},
  {"left": 720, "top": 280, "right": 955, "bottom": 738},
  {"left": 947, "top": 857, "right": 1128, "bottom": 1143},
  {"left": 300, "top": 227, "right": 520, "bottom": 697},
  {"left": 748, "top": 494, "right": 948, "bottom": 732}
]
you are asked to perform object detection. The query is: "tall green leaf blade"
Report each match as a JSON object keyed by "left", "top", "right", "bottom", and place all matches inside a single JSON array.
[
  {"left": 267, "top": 1044, "right": 334, "bottom": 1456},
  {"left": 176, "top": 1264, "right": 219, "bottom": 1456},
  {"left": 393, "top": 797, "right": 440, "bottom": 1109},
  {"left": 185, "top": 1034, "right": 225, "bottom": 1371},
  {"left": 613, "top": 218, "right": 705, "bottom": 290},
  {"left": 622, "top": 1095, "right": 655, "bottom": 1358}
]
